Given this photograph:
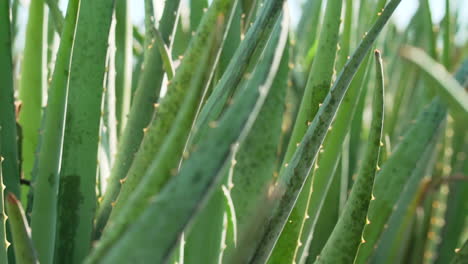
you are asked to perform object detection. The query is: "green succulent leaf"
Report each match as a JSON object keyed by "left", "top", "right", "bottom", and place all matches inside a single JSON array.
[
  {"left": 400, "top": 46, "right": 468, "bottom": 122},
  {"left": 94, "top": 0, "right": 182, "bottom": 238},
  {"left": 450, "top": 239, "right": 468, "bottom": 264},
  {"left": 44, "top": 0, "right": 64, "bottom": 34},
  {"left": 29, "top": 1, "right": 79, "bottom": 263},
  {"left": 315, "top": 49, "right": 385, "bottom": 264},
  {"left": 86, "top": 10, "right": 289, "bottom": 263},
  {"left": 0, "top": 136, "right": 8, "bottom": 264},
  {"left": 5, "top": 193, "right": 37, "bottom": 264},
  {"left": 92, "top": 2, "right": 239, "bottom": 260},
  {"left": 0, "top": 0, "right": 20, "bottom": 199},
  {"left": 4, "top": 0, "right": 467, "bottom": 263},
  {"left": 53, "top": 0, "right": 115, "bottom": 262},
  {"left": 354, "top": 98, "right": 447, "bottom": 263},
  {"left": 244, "top": 0, "right": 403, "bottom": 262},
  {"left": 269, "top": 0, "right": 344, "bottom": 261},
  {"left": 17, "top": 0, "right": 46, "bottom": 204}
]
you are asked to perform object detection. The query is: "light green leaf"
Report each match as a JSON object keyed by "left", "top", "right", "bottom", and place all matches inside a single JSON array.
[
  {"left": 354, "top": 98, "right": 447, "bottom": 263},
  {"left": 400, "top": 45, "right": 468, "bottom": 121},
  {"left": 30, "top": 1, "right": 79, "bottom": 263},
  {"left": 315, "top": 50, "right": 385, "bottom": 264},
  {"left": 6, "top": 193, "right": 37, "bottom": 264}
]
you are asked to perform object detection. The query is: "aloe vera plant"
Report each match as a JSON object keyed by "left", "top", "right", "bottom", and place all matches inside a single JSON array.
[
  {"left": 1, "top": 0, "right": 467, "bottom": 263},
  {"left": 5, "top": 193, "right": 37, "bottom": 264},
  {"left": 0, "top": 140, "right": 8, "bottom": 263}
]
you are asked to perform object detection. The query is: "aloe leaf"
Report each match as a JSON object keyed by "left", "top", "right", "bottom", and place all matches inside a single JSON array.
[
  {"left": 436, "top": 123, "right": 468, "bottom": 264},
  {"left": 115, "top": 0, "right": 133, "bottom": 135},
  {"left": 18, "top": 0, "right": 46, "bottom": 200},
  {"left": 107, "top": 23, "right": 216, "bottom": 253},
  {"left": 353, "top": 97, "right": 447, "bottom": 263},
  {"left": 424, "top": 184, "right": 451, "bottom": 264},
  {"left": 437, "top": 179, "right": 468, "bottom": 263},
  {"left": 222, "top": 32, "right": 289, "bottom": 262},
  {"left": 408, "top": 200, "right": 431, "bottom": 263},
  {"left": 282, "top": 0, "right": 342, "bottom": 170},
  {"left": 336, "top": 0, "right": 353, "bottom": 72},
  {"left": 2, "top": 1, "right": 22, "bottom": 261},
  {"left": 172, "top": 11, "right": 191, "bottom": 60},
  {"left": 416, "top": 131, "right": 448, "bottom": 264},
  {"left": 357, "top": 0, "right": 385, "bottom": 36},
  {"left": 94, "top": 0, "right": 181, "bottom": 237},
  {"left": 385, "top": 63, "right": 417, "bottom": 138},
  {"left": 182, "top": 165, "right": 234, "bottom": 263},
  {"left": 290, "top": 3, "right": 360, "bottom": 259},
  {"left": 301, "top": 12, "right": 364, "bottom": 259},
  {"left": 277, "top": 82, "right": 303, "bottom": 175},
  {"left": 392, "top": 69, "right": 423, "bottom": 139},
  {"left": 182, "top": 7, "right": 242, "bottom": 261},
  {"left": 445, "top": 118, "right": 468, "bottom": 251},
  {"left": 86, "top": 13, "right": 289, "bottom": 264},
  {"left": 217, "top": 3, "right": 242, "bottom": 76},
  {"left": 422, "top": 120, "right": 456, "bottom": 264},
  {"left": 192, "top": 0, "right": 286, "bottom": 135},
  {"left": 185, "top": 14, "right": 288, "bottom": 263},
  {"left": 103, "top": 15, "right": 119, "bottom": 167},
  {"left": 246, "top": 1, "right": 402, "bottom": 262},
  {"left": 356, "top": 0, "right": 369, "bottom": 35},
  {"left": 44, "top": 0, "right": 64, "bottom": 34},
  {"left": 190, "top": 0, "right": 209, "bottom": 30},
  {"left": 267, "top": 0, "right": 343, "bottom": 262},
  {"left": 106, "top": 0, "right": 237, "bottom": 230},
  {"left": 346, "top": 81, "right": 368, "bottom": 191},
  {"left": 10, "top": 0, "right": 19, "bottom": 42},
  {"left": 419, "top": 0, "right": 437, "bottom": 59},
  {"left": 450, "top": 239, "right": 468, "bottom": 264},
  {"left": 184, "top": 187, "right": 226, "bottom": 264},
  {"left": 170, "top": 2, "right": 287, "bottom": 217},
  {"left": 370, "top": 59, "right": 468, "bottom": 263},
  {"left": 0, "top": 0, "right": 20, "bottom": 198},
  {"left": 148, "top": 15, "right": 175, "bottom": 80},
  {"left": 53, "top": 0, "right": 114, "bottom": 263},
  {"left": 442, "top": 0, "right": 451, "bottom": 69},
  {"left": 348, "top": 24, "right": 379, "bottom": 178},
  {"left": 340, "top": 137, "right": 350, "bottom": 211},
  {"left": 382, "top": 18, "right": 425, "bottom": 139},
  {"left": 185, "top": 10, "right": 285, "bottom": 261},
  {"left": 347, "top": 0, "right": 387, "bottom": 182},
  {"left": 5, "top": 193, "right": 37, "bottom": 264},
  {"left": 454, "top": 59, "right": 468, "bottom": 86},
  {"left": 167, "top": 70, "right": 222, "bottom": 263},
  {"left": 294, "top": 0, "right": 323, "bottom": 76},
  {"left": 184, "top": 7, "right": 266, "bottom": 264},
  {"left": 0, "top": 139, "right": 8, "bottom": 264},
  {"left": 370, "top": 139, "right": 438, "bottom": 264},
  {"left": 306, "top": 169, "right": 341, "bottom": 263},
  {"left": 28, "top": 1, "right": 79, "bottom": 263},
  {"left": 95, "top": 12, "right": 115, "bottom": 199},
  {"left": 239, "top": 0, "right": 260, "bottom": 32},
  {"left": 89, "top": 1, "right": 241, "bottom": 261},
  {"left": 400, "top": 46, "right": 468, "bottom": 121},
  {"left": 314, "top": 50, "right": 385, "bottom": 264}
]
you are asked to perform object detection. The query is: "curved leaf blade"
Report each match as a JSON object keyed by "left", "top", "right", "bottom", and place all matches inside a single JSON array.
[
  {"left": 400, "top": 46, "right": 468, "bottom": 121},
  {"left": 315, "top": 50, "right": 385, "bottom": 264},
  {"left": 30, "top": 1, "right": 79, "bottom": 263},
  {"left": 87, "top": 14, "right": 289, "bottom": 263},
  {"left": 6, "top": 193, "right": 37, "bottom": 264},
  {"left": 245, "top": 0, "right": 403, "bottom": 262}
]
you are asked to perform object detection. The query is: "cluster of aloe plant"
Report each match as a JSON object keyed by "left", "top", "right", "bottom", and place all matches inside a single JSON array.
[{"left": 0, "top": 0, "right": 467, "bottom": 263}]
